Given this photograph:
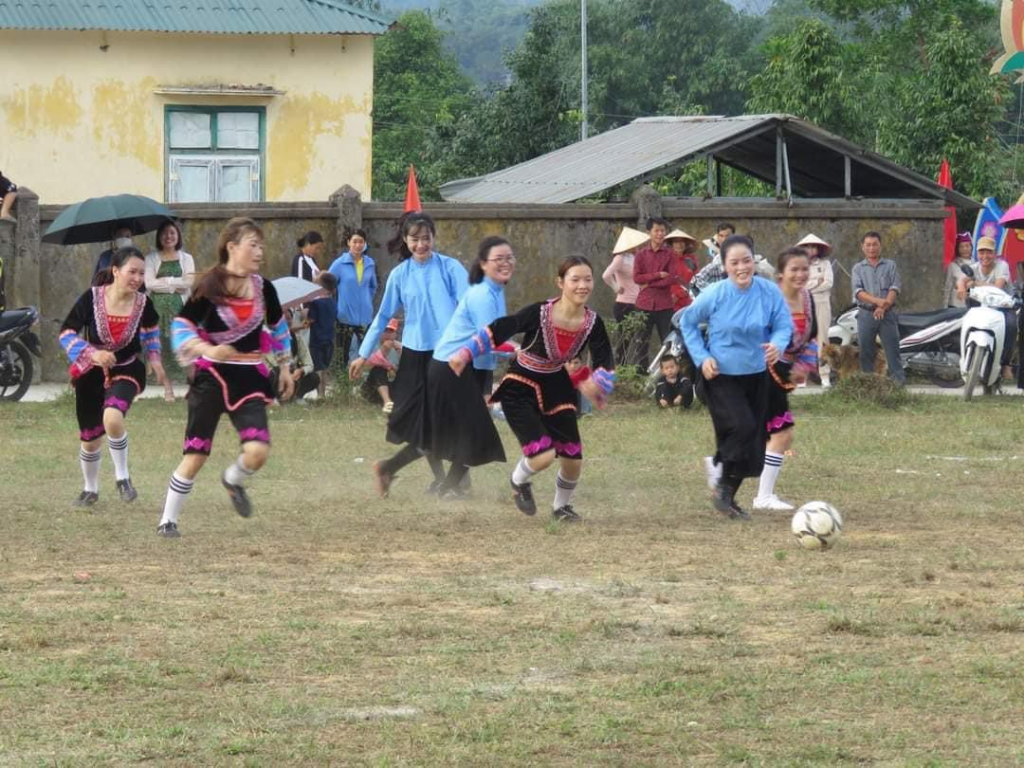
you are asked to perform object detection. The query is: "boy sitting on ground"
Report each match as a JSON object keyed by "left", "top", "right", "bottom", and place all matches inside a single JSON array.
[{"left": 654, "top": 353, "right": 693, "bottom": 409}]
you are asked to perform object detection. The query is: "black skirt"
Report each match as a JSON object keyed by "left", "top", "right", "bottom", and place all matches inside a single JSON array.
[
  {"left": 765, "top": 362, "right": 795, "bottom": 435},
  {"left": 703, "top": 371, "right": 769, "bottom": 478},
  {"left": 426, "top": 359, "right": 505, "bottom": 466},
  {"left": 386, "top": 347, "right": 433, "bottom": 447}
]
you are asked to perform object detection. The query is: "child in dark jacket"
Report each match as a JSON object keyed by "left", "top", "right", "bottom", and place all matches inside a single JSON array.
[
  {"left": 306, "top": 271, "right": 339, "bottom": 399},
  {"left": 654, "top": 354, "right": 693, "bottom": 409}
]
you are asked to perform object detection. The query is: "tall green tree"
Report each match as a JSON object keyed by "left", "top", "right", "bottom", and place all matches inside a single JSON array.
[{"left": 372, "top": 10, "right": 479, "bottom": 200}]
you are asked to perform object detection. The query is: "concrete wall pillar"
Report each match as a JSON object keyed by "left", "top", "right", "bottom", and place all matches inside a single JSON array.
[
  {"left": 9, "top": 188, "right": 41, "bottom": 313},
  {"left": 632, "top": 185, "right": 662, "bottom": 230},
  {"left": 330, "top": 184, "right": 363, "bottom": 245}
]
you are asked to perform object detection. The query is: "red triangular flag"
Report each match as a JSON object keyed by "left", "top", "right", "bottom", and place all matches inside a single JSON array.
[
  {"left": 937, "top": 159, "right": 956, "bottom": 268},
  {"left": 404, "top": 165, "right": 422, "bottom": 213}
]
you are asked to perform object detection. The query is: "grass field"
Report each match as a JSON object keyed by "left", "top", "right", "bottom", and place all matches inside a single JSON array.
[{"left": 1, "top": 390, "right": 1023, "bottom": 766}]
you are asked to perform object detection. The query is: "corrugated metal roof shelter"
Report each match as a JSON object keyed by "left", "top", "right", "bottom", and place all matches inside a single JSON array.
[
  {"left": 0, "top": 0, "right": 392, "bottom": 36},
  {"left": 440, "top": 115, "right": 980, "bottom": 208}
]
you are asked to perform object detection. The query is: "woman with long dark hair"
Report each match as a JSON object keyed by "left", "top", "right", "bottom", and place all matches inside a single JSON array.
[
  {"left": 59, "top": 247, "right": 165, "bottom": 506},
  {"left": 156, "top": 218, "right": 294, "bottom": 538},
  {"left": 349, "top": 212, "right": 468, "bottom": 497},
  {"left": 753, "top": 247, "right": 818, "bottom": 511},
  {"left": 144, "top": 219, "right": 195, "bottom": 401},
  {"left": 450, "top": 256, "right": 615, "bottom": 523},
  {"left": 682, "top": 235, "right": 793, "bottom": 520},
  {"left": 427, "top": 236, "right": 516, "bottom": 497}
]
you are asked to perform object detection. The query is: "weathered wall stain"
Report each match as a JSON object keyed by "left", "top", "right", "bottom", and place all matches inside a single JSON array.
[
  {"left": 3, "top": 77, "right": 84, "bottom": 138},
  {"left": 91, "top": 77, "right": 161, "bottom": 171},
  {"left": 267, "top": 93, "right": 364, "bottom": 199}
]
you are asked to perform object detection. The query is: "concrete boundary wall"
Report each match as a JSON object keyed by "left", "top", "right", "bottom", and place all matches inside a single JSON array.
[{"left": 8, "top": 186, "right": 949, "bottom": 380}]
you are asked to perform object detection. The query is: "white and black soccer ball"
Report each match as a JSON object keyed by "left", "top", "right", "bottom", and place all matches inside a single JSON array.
[{"left": 791, "top": 501, "right": 843, "bottom": 550}]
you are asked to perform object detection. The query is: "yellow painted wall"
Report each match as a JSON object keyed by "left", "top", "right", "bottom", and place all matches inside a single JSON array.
[{"left": 0, "top": 30, "right": 376, "bottom": 203}]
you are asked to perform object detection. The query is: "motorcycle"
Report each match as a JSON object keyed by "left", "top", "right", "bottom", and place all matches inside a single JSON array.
[
  {"left": 0, "top": 306, "right": 42, "bottom": 401},
  {"left": 958, "top": 279, "right": 1020, "bottom": 401},
  {"left": 827, "top": 303, "right": 967, "bottom": 387}
]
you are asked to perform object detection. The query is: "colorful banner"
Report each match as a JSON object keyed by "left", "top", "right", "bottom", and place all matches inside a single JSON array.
[{"left": 972, "top": 197, "right": 1006, "bottom": 260}]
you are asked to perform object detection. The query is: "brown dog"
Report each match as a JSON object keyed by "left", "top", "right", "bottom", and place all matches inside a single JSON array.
[{"left": 821, "top": 343, "right": 887, "bottom": 379}]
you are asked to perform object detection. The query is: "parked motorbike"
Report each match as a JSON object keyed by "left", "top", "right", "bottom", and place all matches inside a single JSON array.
[
  {"left": 958, "top": 279, "right": 1020, "bottom": 401},
  {"left": 828, "top": 303, "right": 967, "bottom": 387},
  {"left": 0, "top": 306, "right": 42, "bottom": 401}
]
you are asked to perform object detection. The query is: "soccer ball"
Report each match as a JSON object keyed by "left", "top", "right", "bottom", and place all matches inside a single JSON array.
[{"left": 791, "top": 502, "right": 843, "bottom": 550}]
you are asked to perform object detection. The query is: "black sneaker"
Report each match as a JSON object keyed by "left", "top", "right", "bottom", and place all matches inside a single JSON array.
[
  {"left": 552, "top": 505, "right": 582, "bottom": 523},
  {"left": 156, "top": 522, "right": 181, "bottom": 538},
  {"left": 221, "top": 473, "right": 253, "bottom": 518},
  {"left": 116, "top": 478, "right": 137, "bottom": 503},
  {"left": 510, "top": 478, "right": 536, "bottom": 516},
  {"left": 74, "top": 491, "right": 99, "bottom": 508},
  {"left": 680, "top": 378, "right": 694, "bottom": 409},
  {"left": 712, "top": 484, "right": 751, "bottom": 521}
]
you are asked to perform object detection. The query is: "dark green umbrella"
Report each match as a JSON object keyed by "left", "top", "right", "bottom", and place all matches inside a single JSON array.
[{"left": 43, "top": 194, "right": 176, "bottom": 245}]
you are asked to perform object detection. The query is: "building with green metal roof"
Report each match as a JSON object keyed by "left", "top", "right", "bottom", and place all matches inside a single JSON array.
[{"left": 0, "top": 0, "right": 394, "bottom": 203}]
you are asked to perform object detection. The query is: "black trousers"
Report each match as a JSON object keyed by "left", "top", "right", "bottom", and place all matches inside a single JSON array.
[
  {"left": 704, "top": 371, "right": 769, "bottom": 480},
  {"left": 637, "top": 308, "right": 673, "bottom": 370},
  {"left": 612, "top": 302, "right": 639, "bottom": 366},
  {"left": 335, "top": 323, "right": 366, "bottom": 368}
]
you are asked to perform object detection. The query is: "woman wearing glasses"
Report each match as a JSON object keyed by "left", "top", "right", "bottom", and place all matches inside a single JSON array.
[
  {"left": 426, "top": 236, "right": 518, "bottom": 497},
  {"left": 349, "top": 212, "right": 468, "bottom": 498}
]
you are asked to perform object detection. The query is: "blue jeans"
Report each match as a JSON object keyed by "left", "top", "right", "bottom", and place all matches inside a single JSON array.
[{"left": 857, "top": 308, "right": 905, "bottom": 384}]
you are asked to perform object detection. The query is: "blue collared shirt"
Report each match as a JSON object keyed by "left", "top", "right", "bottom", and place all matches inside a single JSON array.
[
  {"left": 328, "top": 251, "right": 377, "bottom": 327},
  {"left": 359, "top": 252, "right": 469, "bottom": 356},
  {"left": 433, "top": 277, "right": 507, "bottom": 369},
  {"left": 682, "top": 277, "right": 793, "bottom": 376}
]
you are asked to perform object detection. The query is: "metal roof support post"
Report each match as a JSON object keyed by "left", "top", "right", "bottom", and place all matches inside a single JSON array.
[
  {"left": 775, "top": 127, "right": 783, "bottom": 198},
  {"left": 844, "top": 155, "right": 852, "bottom": 198},
  {"left": 781, "top": 135, "right": 793, "bottom": 204},
  {"left": 706, "top": 155, "right": 715, "bottom": 198},
  {"left": 716, "top": 159, "right": 723, "bottom": 197}
]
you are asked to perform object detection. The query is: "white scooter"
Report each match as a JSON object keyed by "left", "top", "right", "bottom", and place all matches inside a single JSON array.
[{"left": 959, "top": 280, "right": 1020, "bottom": 401}]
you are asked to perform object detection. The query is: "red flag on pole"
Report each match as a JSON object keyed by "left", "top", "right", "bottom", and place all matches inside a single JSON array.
[
  {"left": 937, "top": 159, "right": 956, "bottom": 268},
  {"left": 404, "top": 165, "right": 422, "bottom": 213}
]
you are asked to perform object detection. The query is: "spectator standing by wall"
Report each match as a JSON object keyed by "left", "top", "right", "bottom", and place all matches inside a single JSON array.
[
  {"left": 851, "top": 231, "right": 904, "bottom": 385},
  {"left": 0, "top": 170, "right": 18, "bottom": 223},
  {"left": 306, "top": 271, "right": 339, "bottom": 400},
  {"left": 943, "top": 232, "right": 974, "bottom": 308},
  {"left": 797, "top": 233, "right": 834, "bottom": 387},
  {"left": 602, "top": 226, "right": 648, "bottom": 365},
  {"left": 94, "top": 226, "right": 135, "bottom": 279},
  {"left": 291, "top": 231, "right": 324, "bottom": 282},
  {"left": 633, "top": 217, "right": 678, "bottom": 369},
  {"left": 329, "top": 228, "right": 377, "bottom": 367},
  {"left": 145, "top": 220, "right": 195, "bottom": 401}
]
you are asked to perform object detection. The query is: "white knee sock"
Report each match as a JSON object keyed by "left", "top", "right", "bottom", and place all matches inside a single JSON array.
[
  {"left": 553, "top": 471, "right": 578, "bottom": 510},
  {"left": 224, "top": 456, "right": 256, "bottom": 487},
  {"left": 512, "top": 456, "right": 538, "bottom": 486},
  {"left": 757, "top": 451, "right": 785, "bottom": 499},
  {"left": 79, "top": 447, "right": 101, "bottom": 493},
  {"left": 107, "top": 433, "right": 129, "bottom": 481},
  {"left": 160, "top": 472, "right": 193, "bottom": 526}
]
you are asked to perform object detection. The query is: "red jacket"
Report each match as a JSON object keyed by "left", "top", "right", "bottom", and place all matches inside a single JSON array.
[
  {"left": 670, "top": 254, "right": 695, "bottom": 311},
  {"left": 633, "top": 244, "right": 678, "bottom": 311}
]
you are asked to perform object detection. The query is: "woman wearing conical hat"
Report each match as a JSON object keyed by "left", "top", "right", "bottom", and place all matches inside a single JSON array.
[
  {"left": 602, "top": 226, "right": 648, "bottom": 364},
  {"left": 797, "top": 234, "right": 834, "bottom": 388}
]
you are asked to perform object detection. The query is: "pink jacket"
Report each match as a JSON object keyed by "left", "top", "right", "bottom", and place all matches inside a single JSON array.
[{"left": 602, "top": 253, "right": 640, "bottom": 304}]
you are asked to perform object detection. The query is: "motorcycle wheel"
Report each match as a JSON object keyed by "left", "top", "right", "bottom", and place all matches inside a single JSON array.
[
  {"left": 0, "top": 341, "right": 34, "bottom": 402},
  {"left": 963, "top": 346, "right": 986, "bottom": 402}
]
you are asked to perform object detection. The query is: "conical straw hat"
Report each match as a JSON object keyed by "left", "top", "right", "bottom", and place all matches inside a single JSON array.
[
  {"left": 796, "top": 233, "right": 833, "bottom": 256},
  {"left": 613, "top": 226, "right": 650, "bottom": 255},
  {"left": 665, "top": 228, "right": 697, "bottom": 244}
]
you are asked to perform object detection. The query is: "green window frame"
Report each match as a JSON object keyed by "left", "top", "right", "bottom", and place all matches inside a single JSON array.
[{"left": 164, "top": 106, "right": 267, "bottom": 202}]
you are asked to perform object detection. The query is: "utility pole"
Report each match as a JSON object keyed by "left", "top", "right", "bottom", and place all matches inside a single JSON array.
[{"left": 580, "top": 0, "right": 588, "bottom": 141}]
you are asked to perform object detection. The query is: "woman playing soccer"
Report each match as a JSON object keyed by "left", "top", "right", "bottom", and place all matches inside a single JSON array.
[
  {"left": 60, "top": 246, "right": 165, "bottom": 507},
  {"left": 156, "top": 218, "right": 294, "bottom": 538},
  {"left": 450, "top": 255, "right": 615, "bottom": 523}
]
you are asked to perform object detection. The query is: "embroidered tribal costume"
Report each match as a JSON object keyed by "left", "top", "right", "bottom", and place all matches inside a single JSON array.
[
  {"left": 59, "top": 285, "right": 161, "bottom": 503},
  {"left": 461, "top": 298, "right": 615, "bottom": 519},
  {"left": 171, "top": 274, "right": 291, "bottom": 456}
]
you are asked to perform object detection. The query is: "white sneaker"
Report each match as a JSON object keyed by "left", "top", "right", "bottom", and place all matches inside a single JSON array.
[
  {"left": 752, "top": 495, "right": 795, "bottom": 511},
  {"left": 703, "top": 456, "right": 722, "bottom": 491},
  {"left": 821, "top": 376, "right": 831, "bottom": 389}
]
